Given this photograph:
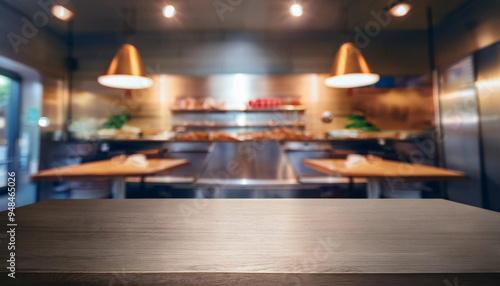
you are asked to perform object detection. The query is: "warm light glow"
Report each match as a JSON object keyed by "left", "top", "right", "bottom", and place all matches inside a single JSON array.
[
  {"left": 98, "top": 75, "right": 154, "bottom": 89},
  {"left": 324, "top": 74, "right": 380, "bottom": 88},
  {"left": 389, "top": 3, "right": 412, "bottom": 17},
  {"left": 290, "top": 4, "right": 303, "bottom": 17},
  {"left": 163, "top": 5, "right": 176, "bottom": 18},
  {"left": 51, "top": 5, "right": 74, "bottom": 21},
  {"left": 38, "top": 117, "right": 50, "bottom": 128}
]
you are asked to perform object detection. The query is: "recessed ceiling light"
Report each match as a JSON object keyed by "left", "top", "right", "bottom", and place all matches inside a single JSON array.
[
  {"left": 163, "top": 5, "right": 176, "bottom": 18},
  {"left": 290, "top": 4, "right": 303, "bottom": 17},
  {"left": 389, "top": 3, "right": 412, "bottom": 17},
  {"left": 51, "top": 5, "right": 74, "bottom": 21}
]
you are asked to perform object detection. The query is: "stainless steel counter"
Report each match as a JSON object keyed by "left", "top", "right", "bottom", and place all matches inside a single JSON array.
[{"left": 198, "top": 141, "right": 297, "bottom": 182}]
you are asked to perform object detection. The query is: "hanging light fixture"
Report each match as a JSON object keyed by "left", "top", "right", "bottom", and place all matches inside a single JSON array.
[
  {"left": 98, "top": 44, "right": 153, "bottom": 89},
  {"left": 98, "top": 4, "right": 153, "bottom": 90},
  {"left": 324, "top": 42, "right": 380, "bottom": 88}
]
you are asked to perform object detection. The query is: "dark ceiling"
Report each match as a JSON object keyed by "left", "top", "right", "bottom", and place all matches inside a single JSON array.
[{"left": 1, "top": 0, "right": 469, "bottom": 35}]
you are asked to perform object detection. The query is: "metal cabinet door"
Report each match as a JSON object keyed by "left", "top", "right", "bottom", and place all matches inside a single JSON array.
[
  {"left": 475, "top": 43, "right": 500, "bottom": 212},
  {"left": 439, "top": 57, "right": 483, "bottom": 207}
]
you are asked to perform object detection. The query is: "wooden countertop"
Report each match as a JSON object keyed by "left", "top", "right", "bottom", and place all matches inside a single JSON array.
[
  {"left": 31, "top": 159, "right": 190, "bottom": 181},
  {"left": 1, "top": 199, "right": 499, "bottom": 285},
  {"left": 305, "top": 159, "right": 466, "bottom": 181}
]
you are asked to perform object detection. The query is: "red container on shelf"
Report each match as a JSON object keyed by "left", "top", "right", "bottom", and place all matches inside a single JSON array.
[{"left": 248, "top": 98, "right": 283, "bottom": 109}]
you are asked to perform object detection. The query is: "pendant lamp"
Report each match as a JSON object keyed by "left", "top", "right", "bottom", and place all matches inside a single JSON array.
[
  {"left": 324, "top": 42, "right": 380, "bottom": 88},
  {"left": 98, "top": 43, "right": 153, "bottom": 89}
]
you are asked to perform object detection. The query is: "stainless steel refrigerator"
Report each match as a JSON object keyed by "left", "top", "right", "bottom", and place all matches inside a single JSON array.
[{"left": 438, "top": 42, "right": 500, "bottom": 212}]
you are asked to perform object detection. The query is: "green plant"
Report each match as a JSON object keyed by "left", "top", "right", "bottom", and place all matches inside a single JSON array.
[
  {"left": 103, "top": 114, "right": 130, "bottom": 129},
  {"left": 345, "top": 115, "right": 380, "bottom": 132}
]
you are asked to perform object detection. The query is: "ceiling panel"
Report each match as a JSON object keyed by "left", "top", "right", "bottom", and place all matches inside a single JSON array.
[{"left": 0, "top": 0, "right": 470, "bottom": 35}]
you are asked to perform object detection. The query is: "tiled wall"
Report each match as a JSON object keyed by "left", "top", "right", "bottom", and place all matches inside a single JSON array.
[{"left": 71, "top": 73, "right": 434, "bottom": 138}]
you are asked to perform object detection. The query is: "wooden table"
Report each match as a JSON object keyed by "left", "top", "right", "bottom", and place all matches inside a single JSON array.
[
  {"left": 0, "top": 199, "right": 499, "bottom": 285},
  {"left": 32, "top": 159, "right": 189, "bottom": 199},
  {"left": 305, "top": 159, "right": 466, "bottom": 198}
]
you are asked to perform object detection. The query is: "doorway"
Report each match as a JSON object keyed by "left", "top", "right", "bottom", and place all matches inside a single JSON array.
[{"left": 0, "top": 70, "right": 21, "bottom": 189}]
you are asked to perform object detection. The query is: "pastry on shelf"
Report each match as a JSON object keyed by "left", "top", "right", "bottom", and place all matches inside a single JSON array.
[
  {"left": 238, "top": 128, "right": 314, "bottom": 141},
  {"left": 173, "top": 97, "right": 226, "bottom": 111},
  {"left": 211, "top": 132, "right": 239, "bottom": 142},
  {"left": 174, "top": 131, "right": 210, "bottom": 141}
]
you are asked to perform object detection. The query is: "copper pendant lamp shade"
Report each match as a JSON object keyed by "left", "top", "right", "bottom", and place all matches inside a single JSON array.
[
  {"left": 324, "top": 42, "right": 380, "bottom": 88},
  {"left": 98, "top": 44, "right": 153, "bottom": 89}
]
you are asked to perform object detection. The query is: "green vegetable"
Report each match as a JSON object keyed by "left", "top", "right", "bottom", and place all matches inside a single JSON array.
[{"left": 103, "top": 114, "right": 130, "bottom": 129}]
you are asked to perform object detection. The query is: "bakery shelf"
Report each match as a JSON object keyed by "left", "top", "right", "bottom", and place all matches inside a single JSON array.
[
  {"left": 170, "top": 105, "right": 307, "bottom": 113},
  {"left": 172, "top": 122, "right": 306, "bottom": 129}
]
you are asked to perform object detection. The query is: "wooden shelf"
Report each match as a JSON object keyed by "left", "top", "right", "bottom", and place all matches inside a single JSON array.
[
  {"left": 172, "top": 122, "right": 306, "bottom": 129},
  {"left": 171, "top": 105, "right": 307, "bottom": 113}
]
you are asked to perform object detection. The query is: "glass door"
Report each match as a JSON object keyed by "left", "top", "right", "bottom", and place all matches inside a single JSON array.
[{"left": 0, "top": 70, "right": 20, "bottom": 188}]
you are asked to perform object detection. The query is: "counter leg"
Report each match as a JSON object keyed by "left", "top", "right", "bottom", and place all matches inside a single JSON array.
[
  {"left": 367, "top": 178, "right": 382, "bottom": 199},
  {"left": 348, "top": 177, "right": 354, "bottom": 193},
  {"left": 111, "top": 177, "right": 126, "bottom": 199},
  {"left": 36, "top": 182, "right": 40, "bottom": 202}
]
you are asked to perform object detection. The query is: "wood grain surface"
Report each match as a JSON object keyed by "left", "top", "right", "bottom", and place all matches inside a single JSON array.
[
  {"left": 31, "top": 159, "right": 190, "bottom": 181},
  {"left": 0, "top": 199, "right": 499, "bottom": 285},
  {"left": 305, "top": 159, "right": 466, "bottom": 181}
]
